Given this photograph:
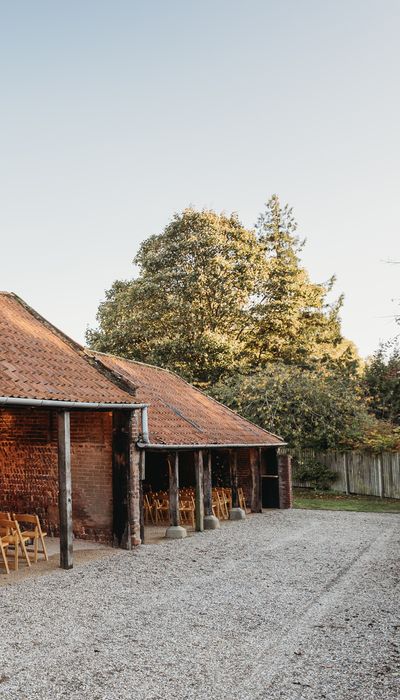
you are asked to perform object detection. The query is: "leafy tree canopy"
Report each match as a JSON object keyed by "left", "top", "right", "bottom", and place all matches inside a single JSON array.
[
  {"left": 248, "top": 195, "right": 348, "bottom": 367},
  {"left": 87, "top": 208, "right": 266, "bottom": 384},
  {"left": 211, "top": 364, "right": 399, "bottom": 451},
  {"left": 364, "top": 342, "right": 400, "bottom": 425},
  {"left": 87, "top": 198, "right": 355, "bottom": 386}
]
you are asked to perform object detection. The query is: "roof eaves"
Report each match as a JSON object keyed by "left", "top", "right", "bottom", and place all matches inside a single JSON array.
[{"left": 137, "top": 441, "right": 286, "bottom": 449}]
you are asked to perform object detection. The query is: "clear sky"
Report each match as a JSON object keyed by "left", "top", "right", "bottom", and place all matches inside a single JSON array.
[{"left": 1, "top": 1, "right": 399, "bottom": 357}]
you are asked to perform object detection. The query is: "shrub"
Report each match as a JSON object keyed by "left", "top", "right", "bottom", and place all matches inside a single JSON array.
[
  {"left": 293, "top": 457, "right": 338, "bottom": 490},
  {"left": 211, "top": 363, "right": 373, "bottom": 450}
]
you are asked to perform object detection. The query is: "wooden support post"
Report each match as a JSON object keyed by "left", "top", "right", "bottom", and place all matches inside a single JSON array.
[
  {"left": 194, "top": 450, "right": 204, "bottom": 532},
  {"left": 203, "top": 450, "right": 220, "bottom": 530},
  {"left": 168, "top": 452, "right": 180, "bottom": 527},
  {"left": 250, "top": 448, "right": 262, "bottom": 513},
  {"left": 139, "top": 451, "right": 145, "bottom": 544},
  {"left": 230, "top": 449, "right": 239, "bottom": 508},
  {"left": 203, "top": 451, "right": 213, "bottom": 517},
  {"left": 112, "top": 410, "right": 131, "bottom": 549},
  {"left": 57, "top": 410, "right": 73, "bottom": 570},
  {"left": 128, "top": 413, "right": 142, "bottom": 547},
  {"left": 166, "top": 452, "right": 186, "bottom": 538},
  {"left": 113, "top": 410, "right": 141, "bottom": 549}
]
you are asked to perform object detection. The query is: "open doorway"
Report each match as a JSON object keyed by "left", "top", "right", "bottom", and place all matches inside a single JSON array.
[{"left": 261, "top": 449, "right": 280, "bottom": 508}]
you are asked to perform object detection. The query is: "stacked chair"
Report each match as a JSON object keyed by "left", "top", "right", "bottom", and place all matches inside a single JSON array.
[
  {"left": 144, "top": 489, "right": 196, "bottom": 526},
  {"left": 0, "top": 512, "right": 48, "bottom": 575},
  {"left": 143, "top": 486, "right": 248, "bottom": 527}
]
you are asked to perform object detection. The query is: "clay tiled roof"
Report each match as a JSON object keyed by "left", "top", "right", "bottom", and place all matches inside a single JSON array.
[
  {"left": 0, "top": 292, "right": 283, "bottom": 445},
  {"left": 0, "top": 293, "right": 135, "bottom": 404},
  {"left": 93, "top": 352, "right": 284, "bottom": 447}
]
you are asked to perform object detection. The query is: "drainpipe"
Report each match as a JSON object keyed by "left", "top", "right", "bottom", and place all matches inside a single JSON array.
[{"left": 141, "top": 406, "right": 149, "bottom": 443}]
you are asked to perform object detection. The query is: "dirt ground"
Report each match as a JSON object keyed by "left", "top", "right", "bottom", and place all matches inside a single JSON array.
[{"left": 0, "top": 509, "right": 399, "bottom": 699}]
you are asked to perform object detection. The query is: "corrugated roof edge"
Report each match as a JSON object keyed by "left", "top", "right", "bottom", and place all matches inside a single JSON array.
[
  {"left": 89, "top": 349, "right": 285, "bottom": 446},
  {"left": 0, "top": 292, "right": 138, "bottom": 400}
]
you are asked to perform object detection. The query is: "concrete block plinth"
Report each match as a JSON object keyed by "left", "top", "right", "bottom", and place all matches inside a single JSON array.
[
  {"left": 204, "top": 515, "right": 220, "bottom": 530},
  {"left": 229, "top": 507, "right": 246, "bottom": 521},
  {"left": 165, "top": 526, "right": 187, "bottom": 539}
]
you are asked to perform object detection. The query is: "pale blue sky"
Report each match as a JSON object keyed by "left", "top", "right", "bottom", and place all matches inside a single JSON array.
[{"left": 1, "top": 1, "right": 399, "bottom": 357}]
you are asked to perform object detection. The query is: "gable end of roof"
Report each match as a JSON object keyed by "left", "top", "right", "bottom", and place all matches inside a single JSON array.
[{"left": 1, "top": 292, "right": 138, "bottom": 399}]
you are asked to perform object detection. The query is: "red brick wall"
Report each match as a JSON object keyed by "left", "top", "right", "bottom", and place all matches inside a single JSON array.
[
  {"left": 0, "top": 407, "right": 113, "bottom": 542},
  {"left": 237, "top": 448, "right": 252, "bottom": 507},
  {"left": 238, "top": 449, "right": 293, "bottom": 510},
  {"left": 278, "top": 454, "right": 293, "bottom": 509}
]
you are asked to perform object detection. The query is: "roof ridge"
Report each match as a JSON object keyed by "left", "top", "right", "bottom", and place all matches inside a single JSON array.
[
  {"left": 90, "top": 349, "right": 284, "bottom": 443},
  {"left": 5, "top": 294, "right": 138, "bottom": 399},
  {"left": 89, "top": 349, "right": 176, "bottom": 376}
]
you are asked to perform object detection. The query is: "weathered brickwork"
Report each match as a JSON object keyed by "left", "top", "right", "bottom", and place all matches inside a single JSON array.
[
  {"left": 278, "top": 454, "right": 293, "bottom": 509},
  {"left": 237, "top": 448, "right": 253, "bottom": 506},
  {"left": 0, "top": 407, "right": 113, "bottom": 542},
  {"left": 238, "top": 449, "right": 292, "bottom": 510},
  {"left": 0, "top": 406, "right": 292, "bottom": 547}
]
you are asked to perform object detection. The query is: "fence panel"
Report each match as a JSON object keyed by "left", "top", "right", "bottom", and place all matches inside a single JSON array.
[
  {"left": 347, "top": 452, "right": 378, "bottom": 496},
  {"left": 291, "top": 448, "right": 400, "bottom": 499},
  {"left": 382, "top": 452, "right": 400, "bottom": 499}
]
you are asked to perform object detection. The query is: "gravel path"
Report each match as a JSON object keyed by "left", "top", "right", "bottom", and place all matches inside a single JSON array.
[{"left": 0, "top": 509, "right": 399, "bottom": 700}]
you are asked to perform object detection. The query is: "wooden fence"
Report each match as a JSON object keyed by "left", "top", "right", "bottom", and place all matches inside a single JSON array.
[{"left": 290, "top": 449, "right": 400, "bottom": 499}]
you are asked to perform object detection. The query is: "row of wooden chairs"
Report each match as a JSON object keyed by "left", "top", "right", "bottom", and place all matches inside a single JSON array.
[
  {"left": 144, "top": 487, "right": 247, "bottom": 526},
  {"left": 212, "top": 488, "right": 231, "bottom": 520},
  {"left": 0, "top": 512, "right": 48, "bottom": 575},
  {"left": 212, "top": 488, "right": 247, "bottom": 519},
  {"left": 144, "top": 490, "right": 196, "bottom": 527}
]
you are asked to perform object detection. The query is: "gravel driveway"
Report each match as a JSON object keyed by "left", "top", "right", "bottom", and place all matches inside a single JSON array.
[{"left": 0, "top": 509, "right": 399, "bottom": 700}]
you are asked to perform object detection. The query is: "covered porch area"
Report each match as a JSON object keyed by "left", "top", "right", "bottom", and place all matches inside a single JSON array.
[
  {"left": 0, "top": 398, "right": 148, "bottom": 574},
  {"left": 140, "top": 445, "right": 292, "bottom": 542}
]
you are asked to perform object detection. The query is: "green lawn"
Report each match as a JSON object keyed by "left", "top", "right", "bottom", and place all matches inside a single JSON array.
[{"left": 293, "top": 488, "right": 400, "bottom": 513}]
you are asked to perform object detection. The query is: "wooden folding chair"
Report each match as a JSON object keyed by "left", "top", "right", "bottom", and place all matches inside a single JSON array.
[
  {"left": 211, "top": 490, "right": 220, "bottom": 520},
  {"left": 225, "top": 488, "right": 232, "bottom": 511},
  {"left": 13, "top": 514, "right": 48, "bottom": 563},
  {"left": 217, "top": 489, "right": 229, "bottom": 519},
  {"left": 238, "top": 488, "right": 247, "bottom": 512},
  {"left": 0, "top": 518, "right": 31, "bottom": 570},
  {"left": 154, "top": 497, "right": 169, "bottom": 524},
  {"left": 179, "top": 497, "right": 195, "bottom": 527},
  {"left": 212, "top": 489, "right": 224, "bottom": 520},
  {"left": 144, "top": 495, "right": 155, "bottom": 525},
  {"left": 0, "top": 535, "right": 10, "bottom": 575}
]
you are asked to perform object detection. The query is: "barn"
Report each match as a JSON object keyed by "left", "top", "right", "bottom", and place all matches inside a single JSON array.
[{"left": 0, "top": 292, "right": 291, "bottom": 569}]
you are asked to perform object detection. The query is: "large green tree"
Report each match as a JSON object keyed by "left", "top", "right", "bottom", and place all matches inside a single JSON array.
[
  {"left": 88, "top": 199, "right": 354, "bottom": 386},
  {"left": 87, "top": 209, "right": 266, "bottom": 385},
  {"left": 248, "top": 195, "right": 349, "bottom": 367},
  {"left": 364, "top": 342, "right": 400, "bottom": 425}
]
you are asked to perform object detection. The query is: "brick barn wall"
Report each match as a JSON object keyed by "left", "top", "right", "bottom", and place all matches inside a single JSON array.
[
  {"left": 237, "top": 448, "right": 252, "bottom": 508},
  {"left": 0, "top": 407, "right": 113, "bottom": 542},
  {"left": 238, "top": 448, "right": 293, "bottom": 510},
  {"left": 278, "top": 454, "right": 293, "bottom": 509}
]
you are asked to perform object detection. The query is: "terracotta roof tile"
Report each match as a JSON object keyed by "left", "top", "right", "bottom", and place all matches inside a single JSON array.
[
  {"left": 0, "top": 293, "right": 135, "bottom": 404},
  {"left": 93, "top": 352, "right": 284, "bottom": 447},
  {"left": 0, "top": 292, "right": 284, "bottom": 446}
]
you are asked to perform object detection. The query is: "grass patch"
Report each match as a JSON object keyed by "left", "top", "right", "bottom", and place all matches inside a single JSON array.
[{"left": 293, "top": 488, "right": 400, "bottom": 513}]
